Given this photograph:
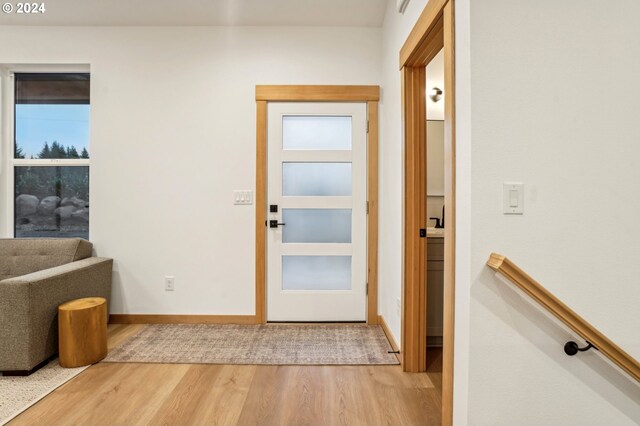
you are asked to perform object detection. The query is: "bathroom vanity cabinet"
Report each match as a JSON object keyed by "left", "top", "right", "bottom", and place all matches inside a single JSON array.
[{"left": 427, "top": 235, "right": 444, "bottom": 346}]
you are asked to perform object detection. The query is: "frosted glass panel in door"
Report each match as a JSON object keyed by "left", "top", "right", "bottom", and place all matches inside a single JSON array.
[
  {"left": 282, "top": 209, "right": 351, "bottom": 243},
  {"left": 282, "top": 256, "right": 352, "bottom": 290},
  {"left": 282, "top": 163, "right": 352, "bottom": 196},
  {"left": 282, "top": 116, "right": 352, "bottom": 150}
]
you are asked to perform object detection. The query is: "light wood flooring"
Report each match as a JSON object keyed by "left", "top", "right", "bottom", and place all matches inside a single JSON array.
[{"left": 10, "top": 324, "right": 442, "bottom": 426}]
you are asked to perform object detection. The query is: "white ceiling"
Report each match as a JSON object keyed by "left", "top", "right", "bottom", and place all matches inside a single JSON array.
[{"left": 0, "top": 0, "right": 388, "bottom": 27}]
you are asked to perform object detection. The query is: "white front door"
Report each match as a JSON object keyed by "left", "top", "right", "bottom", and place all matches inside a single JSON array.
[{"left": 267, "top": 102, "right": 368, "bottom": 322}]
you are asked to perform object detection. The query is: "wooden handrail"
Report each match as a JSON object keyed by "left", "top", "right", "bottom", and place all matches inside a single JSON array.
[{"left": 487, "top": 253, "right": 640, "bottom": 383}]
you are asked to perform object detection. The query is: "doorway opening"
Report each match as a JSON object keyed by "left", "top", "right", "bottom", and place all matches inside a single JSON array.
[
  {"left": 426, "top": 48, "right": 446, "bottom": 399},
  {"left": 400, "top": 1, "right": 456, "bottom": 425}
]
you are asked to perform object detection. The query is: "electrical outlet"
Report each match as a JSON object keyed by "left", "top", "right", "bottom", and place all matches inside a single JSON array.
[
  {"left": 396, "top": 297, "right": 401, "bottom": 316},
  {"left": 165, "top": 276, "right": 175, "bottom": 291}
]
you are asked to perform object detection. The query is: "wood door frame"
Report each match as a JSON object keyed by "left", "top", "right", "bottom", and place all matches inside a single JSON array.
[
  {"left": 255, "top": 85, "right": 380, "bottom": 324},
  {"left": 400, "top": 1, "right": 456, "bottom": 425}
]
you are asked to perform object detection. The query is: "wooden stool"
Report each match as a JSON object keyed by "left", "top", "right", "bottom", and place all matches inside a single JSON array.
[{"left": 58, "top": 297, "right": 108, "bottom": 368}]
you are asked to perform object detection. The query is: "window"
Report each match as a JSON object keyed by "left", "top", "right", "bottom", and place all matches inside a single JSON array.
[{"left": 12, "top": 73, "right": 90, "bottom": 239}]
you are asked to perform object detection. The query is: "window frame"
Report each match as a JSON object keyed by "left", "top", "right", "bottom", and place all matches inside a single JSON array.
[{"left": 4, "top": 65, "right": 91, "bottom": 238}]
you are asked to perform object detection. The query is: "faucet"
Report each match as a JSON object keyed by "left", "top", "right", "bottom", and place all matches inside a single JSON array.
[{"left": 429, "top": 206, "right": 445, "bottom": 229}]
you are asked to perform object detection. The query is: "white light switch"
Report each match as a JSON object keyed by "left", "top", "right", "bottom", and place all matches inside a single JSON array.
[
  {"left": 503, "top": 183, "right": 524, "bottom": 214},
  {"left": 509, "top": 190, "right": 519, "bottom": 207},
  {"left": 234, "top": 190, "right": 253, "bottom": 205}
]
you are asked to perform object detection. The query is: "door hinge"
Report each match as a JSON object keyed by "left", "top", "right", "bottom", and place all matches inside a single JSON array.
[
  {"left": 366, "top": 201, "right": 369, "bottom": 214},
  {"left": 366, "top": 282, "right": 368, "bottom": 295},
  {"left": 366, "top": 120, "right": 369, "bottom": 133}
]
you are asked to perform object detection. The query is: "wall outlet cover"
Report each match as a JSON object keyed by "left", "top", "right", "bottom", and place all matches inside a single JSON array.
[{"left": 165, "top": 276, "right": 175, "bottom": 291}]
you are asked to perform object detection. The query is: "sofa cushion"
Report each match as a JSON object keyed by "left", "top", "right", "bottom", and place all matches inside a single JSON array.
[{"left": 0, "top": 238, "right": 93, "bottom": 281}]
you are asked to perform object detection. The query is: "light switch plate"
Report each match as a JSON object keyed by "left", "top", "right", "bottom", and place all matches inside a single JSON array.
[
  {"left": 233, "top": 190, "right": 253, "bottom": 205},
  {"left": 503, "top": 182, "right": 524, "bottom": 214}
]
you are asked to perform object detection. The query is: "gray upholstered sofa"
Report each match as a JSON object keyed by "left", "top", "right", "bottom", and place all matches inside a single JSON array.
[{"left": 0, "top": 238, "right": 112, "bottom": 373}]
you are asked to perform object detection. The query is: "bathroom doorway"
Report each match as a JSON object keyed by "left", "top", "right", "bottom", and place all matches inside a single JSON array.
[{"left": 400, "top": 1, "right": 456, "bottom": 424}]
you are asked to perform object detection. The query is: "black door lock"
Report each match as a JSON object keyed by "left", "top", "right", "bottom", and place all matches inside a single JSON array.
[
  {"left": 419, "top": 228, "right": 427, "bottom": 238},
  {"left": 269, "top": 220, "right": 286, "bottom": 228},
  {"left": 270, "top": 204, "right": 278, "bottom": 213}
]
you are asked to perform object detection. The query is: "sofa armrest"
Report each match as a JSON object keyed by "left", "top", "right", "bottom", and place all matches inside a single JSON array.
[
  {"left": 0, "top": 274, "right": 30, "bottom": 371},
  {"left": 3, "top": 257, "right": 112, "bottom": 285},
  {"left": 0, "top": 257, "right": 113, "bottom": 371}
]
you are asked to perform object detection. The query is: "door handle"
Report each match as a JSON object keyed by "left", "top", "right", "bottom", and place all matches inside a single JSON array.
[{"left": 269, "top": 220, "right": 286, "bottom": 228}]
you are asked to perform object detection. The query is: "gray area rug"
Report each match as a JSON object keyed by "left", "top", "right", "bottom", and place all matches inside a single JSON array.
[
  {"left": 104, "top": 324, "right": 399, "bottom": 365},
  {"left": 0, "top": 359, "right": 88, "bottom": 425}
]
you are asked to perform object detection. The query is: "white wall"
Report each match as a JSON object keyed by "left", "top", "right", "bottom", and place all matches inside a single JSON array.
[
  {"left": 426, "top": 49, "right": 444, "bottom": 121},
  {"left": 378, "top": 0, "right": 429, "bottom": 345},
  {"left": 453, "top": 0, "right": 472, "bottom": 423},
  {"left": 0, "top": 25, "right": 381, "bottom": 314},
  {"left": 465, "top": 0, "right": 640, "bottom": 424}
]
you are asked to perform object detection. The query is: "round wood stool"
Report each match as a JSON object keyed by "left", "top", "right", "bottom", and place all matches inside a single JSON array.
[{"left": 58, "top": 297, "right": 108, "bottom": 368}]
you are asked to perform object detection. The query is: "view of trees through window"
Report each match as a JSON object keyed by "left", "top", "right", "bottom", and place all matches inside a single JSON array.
[
  {"left": 13, "top": 73, "right": 90, "bottom": 239},
  {"left": 15, "top": 141, "right": 89, "bottom": 160}
]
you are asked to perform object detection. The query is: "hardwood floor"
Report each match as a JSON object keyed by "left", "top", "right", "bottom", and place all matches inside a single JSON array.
[{"left": 9, "top": 325, "right": 442, "bottom": 426}]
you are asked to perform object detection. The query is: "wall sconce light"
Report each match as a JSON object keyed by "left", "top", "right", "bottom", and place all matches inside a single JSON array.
[{"left": 429, "top": 87, "right": 443, "bottom": 102}]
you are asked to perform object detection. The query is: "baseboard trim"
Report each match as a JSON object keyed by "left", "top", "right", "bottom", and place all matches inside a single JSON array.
[
  {"left": 378, "top": 314, "right": 402, "bottom": 363},
  {"left": 109, "top": 314, "right": 258, "bottom": 325},
  {"left": 427, "top": 335, "right": 443, "bottom": 347}
]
